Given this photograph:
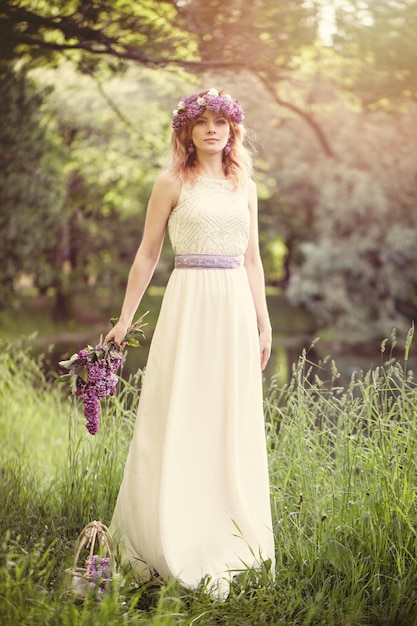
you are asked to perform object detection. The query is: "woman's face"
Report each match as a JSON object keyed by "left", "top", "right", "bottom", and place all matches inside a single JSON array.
[{"left": 191, "top": 110, "right": 230, "bottom": 155}]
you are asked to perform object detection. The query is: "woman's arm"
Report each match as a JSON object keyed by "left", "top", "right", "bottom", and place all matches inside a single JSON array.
[
  {"left": 104, "top": 170, "right": 181, "bottom": 345},
  {"left": 244, "top": 179, "right": 272, "bottom": 372}
]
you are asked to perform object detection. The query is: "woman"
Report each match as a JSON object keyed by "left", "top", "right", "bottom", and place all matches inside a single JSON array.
[{"left": 106, "top": 88, "right": 275, "bottom": 596}]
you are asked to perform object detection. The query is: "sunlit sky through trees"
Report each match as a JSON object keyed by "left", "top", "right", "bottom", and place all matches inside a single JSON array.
[{"left": 318, "top": 0, "right": 374, "bottom": 45}]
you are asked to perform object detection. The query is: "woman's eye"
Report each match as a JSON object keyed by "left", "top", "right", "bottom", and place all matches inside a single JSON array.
[
  {"left": 196, "top": 119, "right": 206, "bottom": 125},
  {"left": 216, "top": 119, "right": 227, "bottom": 125}
]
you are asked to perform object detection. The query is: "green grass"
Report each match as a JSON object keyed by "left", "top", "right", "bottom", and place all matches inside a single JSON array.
[{"left": 1, "top": 329, "right": 417, "bottom": 625}]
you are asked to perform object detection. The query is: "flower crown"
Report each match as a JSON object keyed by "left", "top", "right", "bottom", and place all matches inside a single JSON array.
[{"left": 172, "top": 88, "right": 244, "bottom": 133}]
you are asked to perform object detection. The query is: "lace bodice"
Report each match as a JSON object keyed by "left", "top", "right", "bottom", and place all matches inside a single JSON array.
[{"left": 168, "top": 177, "right": 250, "bottom": 256}]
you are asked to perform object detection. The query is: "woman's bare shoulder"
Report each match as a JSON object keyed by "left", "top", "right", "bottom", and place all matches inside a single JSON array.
[
  {"left": 154, "top": 168, "right": 182, "bottom": 189},
  {"left": 247, "top": 178, "right": 257, "bottom": 193},
  {"left": 152, "top": 169, "right": 182, "bottom": 207}
]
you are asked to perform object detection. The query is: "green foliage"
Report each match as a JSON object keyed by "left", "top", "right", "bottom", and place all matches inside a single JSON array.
[
  {"left": 1, "top": 334, "right": 417, "bottom": 624},
  {"left": 0, "top": 62, "right": 189, "bottom": 316},
  {"left": 266, "top": 328, "right": 417, "bottom": 624},
  {"left": 333, "top": 0, "right": 417, "bottom": 108},
  {"left": 0, "top": 64, "right": 66, "bottom": 308},
  {"left": 176, "top": 0, "right": 318, "bottom": 74},
  {"left": 39, "top": 64, "right": 196, "bottom": 303},
  {"left": 2, "top": 0, "right": 417, "bottom": 341},
  {"left": 1, "top": 0, "right": 319, "bottom": 75},
  {"left": 35, "top": 64, "right": 176, "bottom": 316},
  {"left": 0, "top": 0, "right": 196, "bottom": 68},
  {"left": 234, "top": 0, "right": 417, "bottom": 304},
  {"left": 0, "top": 339, "right": 68, "bottom": 474},
  {"left": 262, "top": 93, "right": 417, "bottom": 340}
]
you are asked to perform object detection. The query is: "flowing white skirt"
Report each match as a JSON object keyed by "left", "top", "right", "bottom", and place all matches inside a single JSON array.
[{"left": 110, "top": 266, "right": 275, "bottom": 594}]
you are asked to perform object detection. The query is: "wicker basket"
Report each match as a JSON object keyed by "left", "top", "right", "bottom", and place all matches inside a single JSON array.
[{"left": 67, "top": 520, "right": 115, "bottom": 599}]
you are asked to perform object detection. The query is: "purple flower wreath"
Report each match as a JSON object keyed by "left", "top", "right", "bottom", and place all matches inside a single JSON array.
[
  {"left": 58, "top": 314, "right": 147, "bottom": 435},
  {"left": 172, "top": 87, "right": 244, "bottom": 133}
]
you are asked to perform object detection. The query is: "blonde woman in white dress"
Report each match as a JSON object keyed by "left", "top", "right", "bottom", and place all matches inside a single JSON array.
[{"left": 105, "top": 88, "right": 275, "bottom": 597}]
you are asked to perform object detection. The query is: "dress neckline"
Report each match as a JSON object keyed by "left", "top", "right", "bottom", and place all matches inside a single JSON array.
[
  {"left": 193, "top": 177, "right": 235, "bottom": 193},
  {"left": 197, "top": 174, "right": 230, "bottom": 183}
]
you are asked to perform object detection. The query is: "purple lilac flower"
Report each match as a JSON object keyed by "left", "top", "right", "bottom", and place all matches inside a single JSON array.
[
  {"left": 205, "top": 94, "right": 222, "bottom": 114},
  {"left": 87, "top": 357, "right": 121, "bottom": 396},
  {"left": 88, "top": 555, "right": 111, "bottom": 594},
  {"left": 75, "top": 377, "right": 87, "bottom": 396},
  {"left": 82, "top": 387, "right": 100, "bottom": 435},
  {"left": 89, "top": 555, "right": 111, "bottom": 578},
  {"left": 95, "top": 370, "right": 118, "bottom": 399},
  {"left": 77, "top": 349, "right": 89, "bottom": 363},
  {"left": 87, "top": 360, "right": 106, "bottom": 385},
  {"left": 109, "top": 353, "right": 124, "bottom": 371},
  {"left": 93, "top": 343, "right": 125, "bottom": 372}
]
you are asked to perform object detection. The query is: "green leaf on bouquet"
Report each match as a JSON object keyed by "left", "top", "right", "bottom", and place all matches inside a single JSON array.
[
  {"left": 110, "top": 311, "right": 148, "bottom": 348},
  {"left": 125, "top": 338, "right": 141, "bottom": 347},
  {"left": 77, "top": 364, "right": 88, "bottom": 383},
  {"left": 58, "top": 354, "right": 78, "bottom": 370},
  {"left": 54, "top": 372, "right": 74, "bottom": 382},
  {"left": 70, "top": 374, "right": 78, "bottom": 395}
]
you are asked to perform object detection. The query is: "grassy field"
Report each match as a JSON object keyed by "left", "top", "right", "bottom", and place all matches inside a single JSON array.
[{"left": 1, "top": 329, "right": 417, "bottom": 625}]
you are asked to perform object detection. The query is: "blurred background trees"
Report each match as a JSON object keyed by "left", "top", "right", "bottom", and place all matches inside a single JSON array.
[
  {"left": 0, "top": 0, "right": 416, "bottom": 345},
  {"left": 0, "top": 64, "right": 66, "bottom": 309}
]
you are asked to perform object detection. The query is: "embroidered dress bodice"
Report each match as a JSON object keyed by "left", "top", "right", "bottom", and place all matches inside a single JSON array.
[{"left": 168, "top": 177, "right": 250, "bottom": 256}]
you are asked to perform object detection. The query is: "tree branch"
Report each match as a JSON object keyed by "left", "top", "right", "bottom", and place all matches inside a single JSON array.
[
  {"left": 1, "top": 1, "right": 335, "bottom": 157},
  {"left": 256, "top": 73, "right": 336, "bottom": 158}
]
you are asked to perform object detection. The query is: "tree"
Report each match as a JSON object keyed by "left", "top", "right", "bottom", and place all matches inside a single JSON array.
[
  {"left": 30, "top": 64, "right": 185, "bottom": 317},
  {"left": 0, "top": 58, "right": 189, "bottom": 317},
  {"left": 285, "top": 103, "right": 417, "bottom": 341},
  {"left": 0, "top": 0, "right": 193, "bottom": 67},
  {"left": 0, "top": 64, "right": 66, "bottom": 309},
  {"left": 2, "top": 0, "right": 416, "bottom": 338},
  {"left": 0, "top": 0, "right": 335, "bottom": 155},
  {"left": 0, "top": 0, "right": 318, "bottom": 70},
  {"left": 332, "top": 0, "right": 417, "bottom": 108}
]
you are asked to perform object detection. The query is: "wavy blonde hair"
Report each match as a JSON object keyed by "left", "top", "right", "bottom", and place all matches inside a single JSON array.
[{"left": 169, "top": 102, "right": 254, "bottom": 188}]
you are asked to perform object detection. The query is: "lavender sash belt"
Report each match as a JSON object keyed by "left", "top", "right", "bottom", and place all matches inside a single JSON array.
[{"left": 174, "top": 254, "right": 244, "bottom": 269}]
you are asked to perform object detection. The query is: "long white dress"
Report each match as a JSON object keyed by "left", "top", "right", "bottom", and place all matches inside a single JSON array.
[{"left": 110, "top": 176, "right": 275, "bottom": 595}]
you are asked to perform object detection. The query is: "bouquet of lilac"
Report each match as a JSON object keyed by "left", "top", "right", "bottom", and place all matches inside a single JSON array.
[{"left": 58, "top": 315, "right": 147, "bottom": 435}]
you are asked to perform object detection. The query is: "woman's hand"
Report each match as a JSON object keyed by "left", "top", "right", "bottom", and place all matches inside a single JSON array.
[
  {"left": 259, "top": 328, "right": 272, "bottom": 372},
  {"left": 104, "top": 321, "right": 130, "bottom": 347}
]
